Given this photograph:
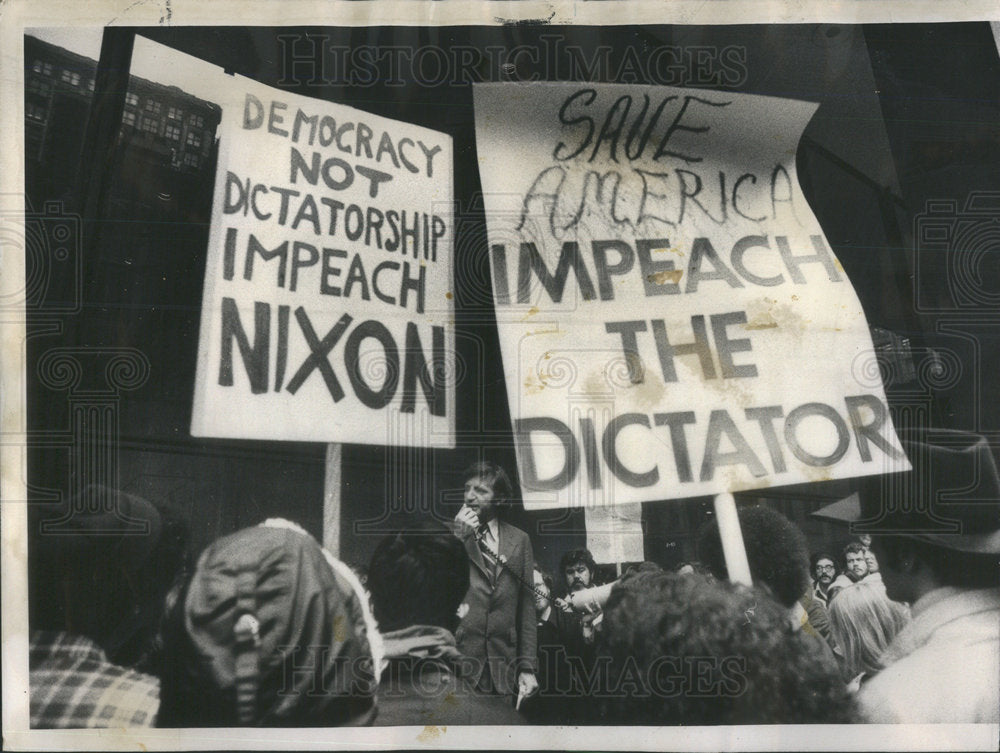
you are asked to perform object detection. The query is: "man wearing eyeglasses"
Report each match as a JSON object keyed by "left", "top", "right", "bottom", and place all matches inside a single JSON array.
[{"left": 810, "top": 553, "right": 838, "bottom": 607}]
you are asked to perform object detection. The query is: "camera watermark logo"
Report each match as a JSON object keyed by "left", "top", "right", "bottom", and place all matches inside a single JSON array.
[
  {"left": 913, "top": 192, "right": 1000, "bottom": 312},
  {"left": 0, "top": 197, "right": 82, "bottom": 315}
]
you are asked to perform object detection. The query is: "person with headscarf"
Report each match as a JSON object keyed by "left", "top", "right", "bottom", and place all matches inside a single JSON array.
[{"left": 157, "top": 519, "right": 380, "bottom": 726}]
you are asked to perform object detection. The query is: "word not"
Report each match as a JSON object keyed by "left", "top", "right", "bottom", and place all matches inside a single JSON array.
[
  {"left": 491, "top": 235, "right": 842, "bottom": 305},
  {"left": 514, "top": 394, "right": 903, "bottom": 491},
  {"left": 217, "top": 297, "right": 446, "bottom": 416}
]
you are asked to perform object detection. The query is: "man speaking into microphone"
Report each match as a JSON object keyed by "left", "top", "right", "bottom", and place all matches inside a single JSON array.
[{"left": 453, "top": 461, "right": 538, "bottom": 706}]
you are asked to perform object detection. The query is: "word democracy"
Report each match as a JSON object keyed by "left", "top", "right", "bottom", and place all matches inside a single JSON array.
[{"left": 243, "top": 93, "right": 444, "bottom": 179}]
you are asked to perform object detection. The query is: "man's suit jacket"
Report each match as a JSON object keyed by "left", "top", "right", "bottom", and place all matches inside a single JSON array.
[{"left": 454, "top": 519, "right": 537, "bottom": 696}]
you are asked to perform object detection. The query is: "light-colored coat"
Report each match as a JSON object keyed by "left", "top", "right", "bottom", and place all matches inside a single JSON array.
[{"left": 858, "top": 586, "right": 1000, "bottom": 723}]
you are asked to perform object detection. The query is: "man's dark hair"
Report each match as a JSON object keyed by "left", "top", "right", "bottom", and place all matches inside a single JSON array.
[
  {"left": 875, "top": 536, "right": 1000, "bottom": 590},
  {"left": 598, "top": 572, "right": 855, "bottom": 724},
  {"left": 462, "top": 460, "right": 513, "bottom": 507},
  {"left": 696, "top": 505, "right": 810, "bottom": 608},
  {"left": 842, "top": 541, "right": 867, "bottom": 568},
  {"left": 810, "top": 552, "right": 838, "bottom": 577},
  {"left": 368, "top": 524, "right": 470, "bottom": 633},
  {"left": 559, "top": 548, "right": 597, "bottom": 581},
  {"left": 29, "top": 485, "right": 186, "bottom": 665}
]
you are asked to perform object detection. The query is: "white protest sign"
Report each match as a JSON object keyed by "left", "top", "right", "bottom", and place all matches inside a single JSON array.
[
  {"left": 473, "top": 82, "right": 909, "bottom": 510},
  {"left": 192, "top": 76, "right": 455, "bottom": 446}
]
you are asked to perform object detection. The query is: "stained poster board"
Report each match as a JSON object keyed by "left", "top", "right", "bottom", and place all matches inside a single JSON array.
[{"left": 474, "top": 82, "right": 911, "bottom": 509}]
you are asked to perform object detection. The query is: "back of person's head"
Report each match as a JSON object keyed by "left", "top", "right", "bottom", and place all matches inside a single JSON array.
[
  {"left": 462, "top": 460, "right": 513, "bottom": 505},
  {"left": 599, "top": 571, "right": 853, "bottom": 724},
  {"left": 696, "top": 505, "right": 810, "bottom": 608},
  {"left": 30, "top": 485, "right": 167, "bottom": 646},
  {"left": 828, "top": 580, "right": 911, "bottom": 681},
  {"left": 623, "top": 561, "right": 664, "bottom": 580},
  {"left": 111, "top": 496, "right": 193, "bottom": 672},
  {"left": 673, "top": 560, "right": 712, "bottom": 577},
  {"left": 158, "top": 519, "right": 378, "bottom": 727},
  {"left": 368, "top": 524, "right": 470, "bottom": 633},
  {"left": 875, "top": 536, "right": 1000, "bottom": 590}
]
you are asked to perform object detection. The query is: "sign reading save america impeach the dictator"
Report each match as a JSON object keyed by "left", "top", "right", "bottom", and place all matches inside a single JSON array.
[{"left": 473, "top": 82, "right": 909, "bottom": 510}]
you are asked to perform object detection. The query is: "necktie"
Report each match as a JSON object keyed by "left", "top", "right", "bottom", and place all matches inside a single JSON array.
[{"left": 478, "top": 528, "right": 498, "bottom": 585}]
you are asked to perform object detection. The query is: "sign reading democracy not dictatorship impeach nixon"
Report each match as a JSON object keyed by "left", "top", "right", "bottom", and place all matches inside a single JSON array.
[
  {"left": 193, "top": 76, "right": 454, "bottom": 445},
  {"left": 473, "top": 83, "right": 909, "bottom": 509}
]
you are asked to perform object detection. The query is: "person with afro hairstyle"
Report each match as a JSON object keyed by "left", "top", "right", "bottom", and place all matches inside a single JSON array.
[
  {"left": 697, "top": 505, "right": 835, "bottom": 653},
  {"left": 597, "top": 571, "right": 855, "bottom": 724}
]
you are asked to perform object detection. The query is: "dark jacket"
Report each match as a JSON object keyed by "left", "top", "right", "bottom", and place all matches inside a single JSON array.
[
  {"left": 454, "top": 519, "right": 537, "bottom": 696},
  {"left": 521, "top": 611, "right": 588, "bottom": 724},
  {"left": 375, "top": 625, "right": 525, "bottom": 726}
]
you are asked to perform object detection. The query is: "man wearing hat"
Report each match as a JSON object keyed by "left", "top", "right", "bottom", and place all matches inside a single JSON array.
[{"left": 814, "top": 429, "right": 1000, "bottom": 723}]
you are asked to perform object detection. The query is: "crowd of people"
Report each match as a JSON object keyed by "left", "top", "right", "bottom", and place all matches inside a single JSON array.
[{"left": 27, "top": 429, "right": 1000, "bottom": 728}]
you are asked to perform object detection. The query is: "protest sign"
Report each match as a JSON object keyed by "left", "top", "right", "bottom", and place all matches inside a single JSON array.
[
  {"left": 192, "top": 76, "right": 455, "bottom": 446},
  {"left": 473, "top": 82, "right": 910, "bottom": 510}
]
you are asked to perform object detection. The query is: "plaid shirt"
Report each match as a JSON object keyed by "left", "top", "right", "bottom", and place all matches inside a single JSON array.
[{"left": 30, "top": 631, "right": 159, "bottom": 728}]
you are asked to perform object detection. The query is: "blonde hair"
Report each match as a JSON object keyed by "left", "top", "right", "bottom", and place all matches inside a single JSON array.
[{"left": 829, "top": 580, "right": 910, "bottom": 680}]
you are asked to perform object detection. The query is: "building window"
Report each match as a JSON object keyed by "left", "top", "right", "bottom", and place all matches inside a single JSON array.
[
  {"left": 123, "top": 110, "right": 136, "bottom": 126},
  {"left": 144, "top": 99, "right": 161, "bottom": 114},
  {"left": 183, "top": 153, "right": 200, "bottom": 168},
  {"left": 165, "top": 124, "right": 181, "bottom": 140},
  {"left": 60, "top": 69, "right": 81, "bottom": 86},
  {"left": 185, "top": 131, "right": 202, "bottom": 148},
  {"left": 189, "top": 114, "right": 204, "bottom": 128},
  {"left": 27, "top": 78, "right": 50, "bottom": 96},
  {"left": 87, "top": 78, "right": 95, "bottom": 91},
  {"left": 32, "top": 60, "right": 53, "bottom": 76},
  {"left": 126, "top": 92, "right": 139, "bottom": 106},
  {"left": 167, "top": 106, "right": 183, "bottom": 120},
  {"left": 26, "top": 103, "right": 46, "bottom": 122},
  {"left": 140, "top": 117, "right": 160, "bottom": 135}
]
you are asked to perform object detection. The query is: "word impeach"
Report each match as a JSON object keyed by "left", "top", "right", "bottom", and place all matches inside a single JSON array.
[
  {"left": 514, "top": 394, "right": 903, "bottom": 491},
  {"left": 492, "top": 234, "right": 840, "bottom": 306}
]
